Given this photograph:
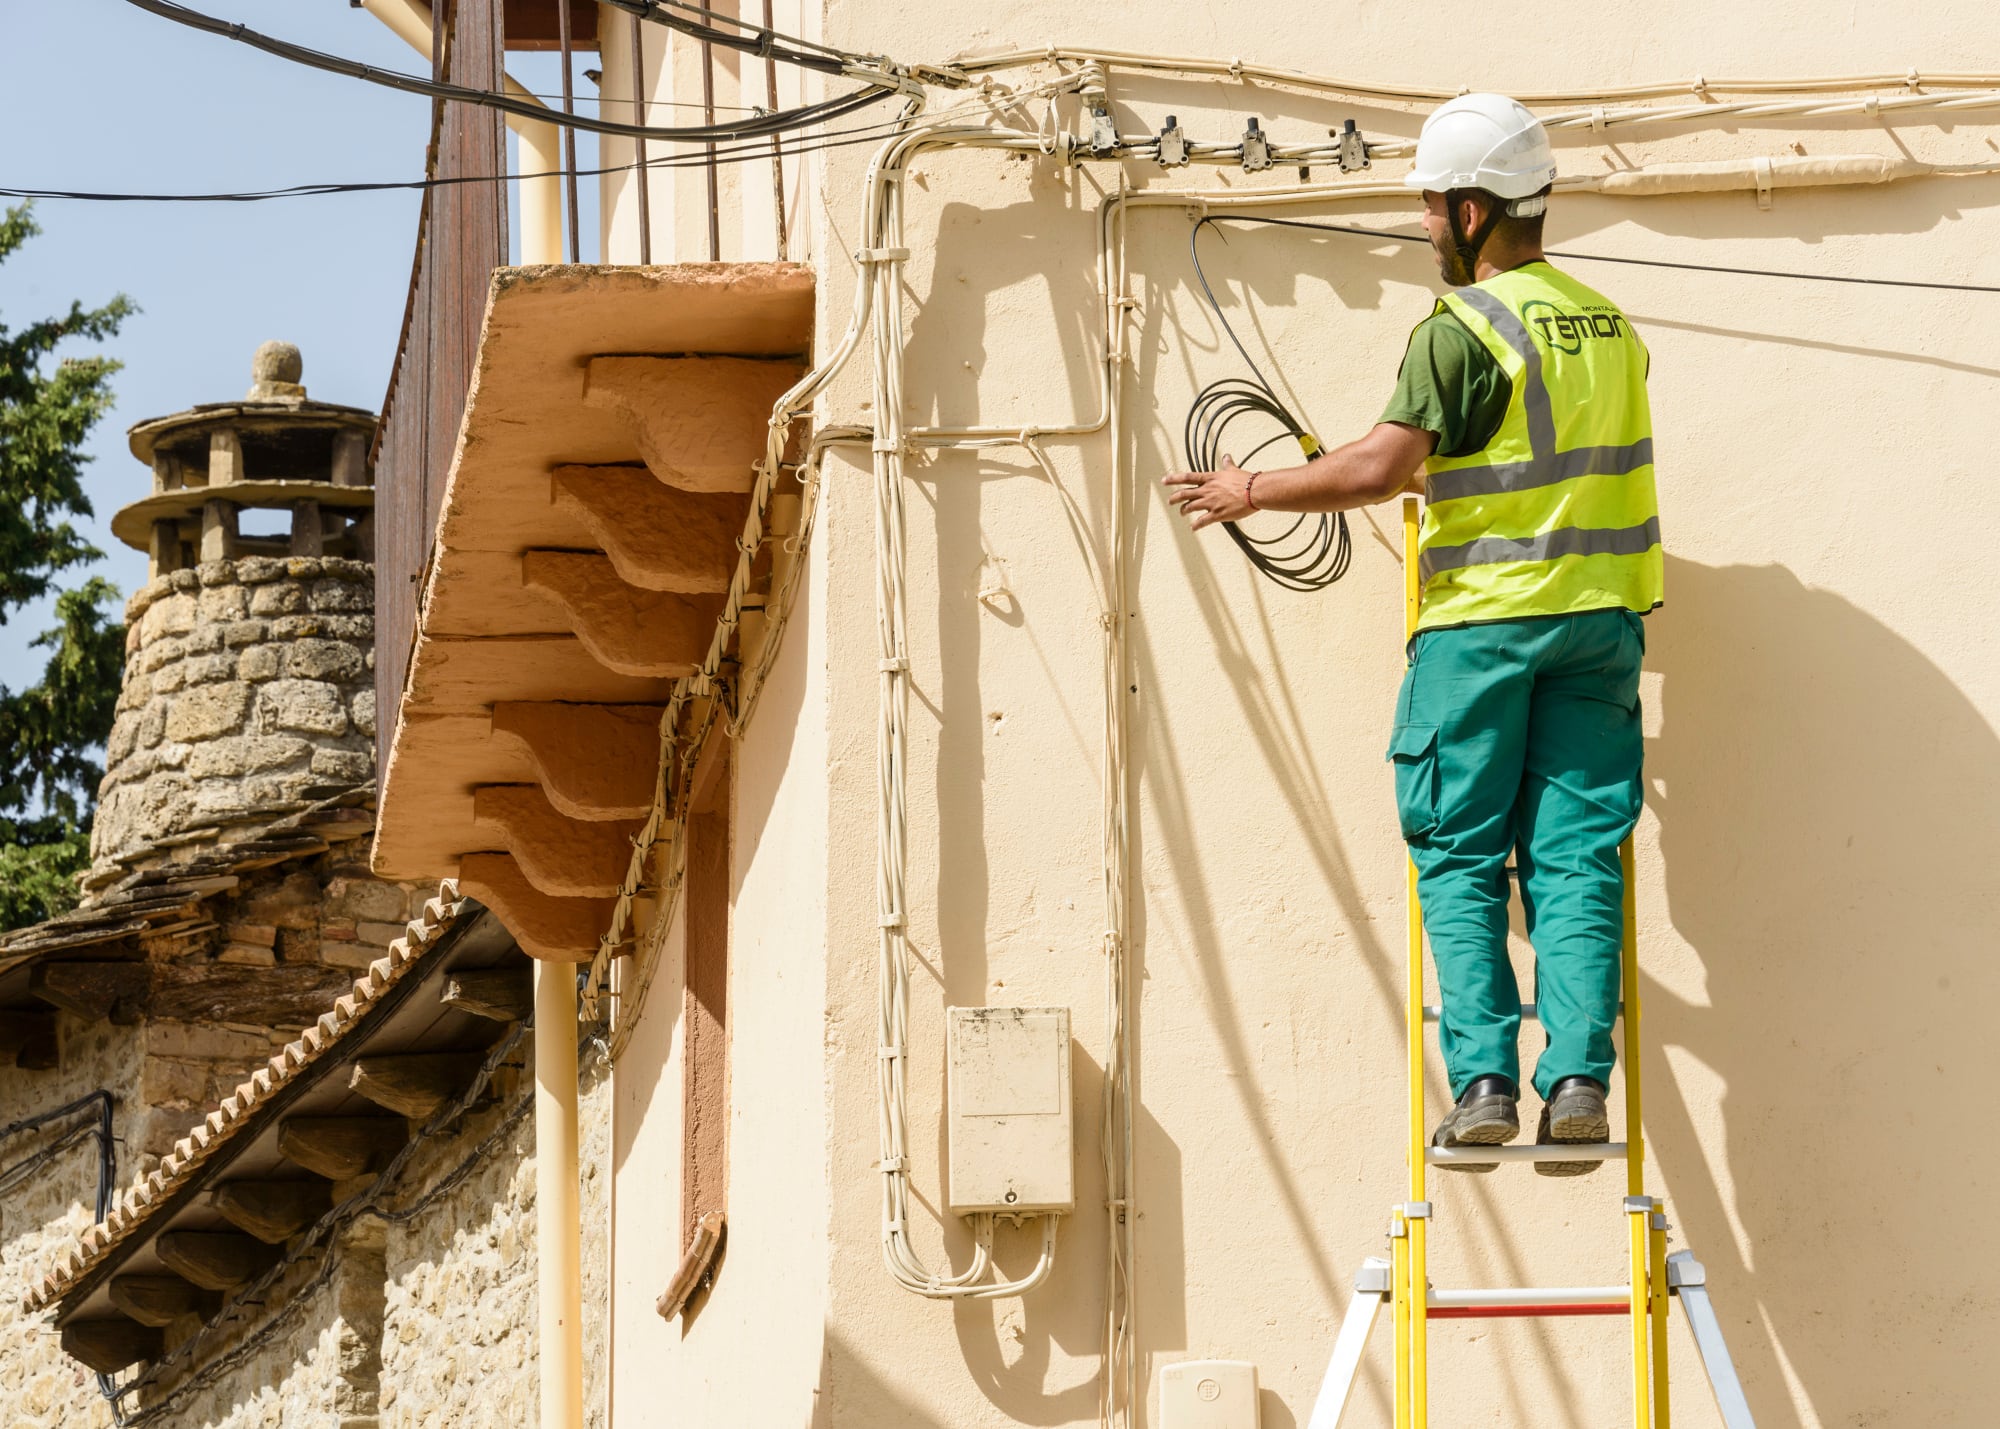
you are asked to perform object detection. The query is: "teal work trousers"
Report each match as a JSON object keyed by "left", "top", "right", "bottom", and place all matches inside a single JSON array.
[{"left": 1387, "top": 607, "right": 1645, "bottom": 1101}]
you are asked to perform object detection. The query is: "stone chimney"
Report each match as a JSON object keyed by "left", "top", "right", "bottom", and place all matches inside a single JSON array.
[{"left": 90, "top": 344, "right": 380, "bottom": 893}]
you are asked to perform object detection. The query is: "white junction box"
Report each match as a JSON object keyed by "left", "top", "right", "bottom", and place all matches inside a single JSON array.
[
  {"left": 945, "top": 1006, "right": 1074, "bottom": 1216},
  {"left": 1158, "top": 1360, "right": 1260, "bottom": 1429}
]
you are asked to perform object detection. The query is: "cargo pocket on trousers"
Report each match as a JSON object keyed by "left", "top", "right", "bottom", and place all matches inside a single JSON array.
[{"left": 1386, "top": 722, "right": 1441, "bottom": 843}]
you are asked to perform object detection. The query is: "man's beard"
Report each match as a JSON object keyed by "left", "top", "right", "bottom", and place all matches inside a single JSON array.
[{"left": 1432, "top": 236, "right": 1476, "bottom": 288}]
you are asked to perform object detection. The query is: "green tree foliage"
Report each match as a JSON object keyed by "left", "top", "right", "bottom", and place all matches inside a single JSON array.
[{"left": 0, "top": 203, "right": 135, "bottom": 929}]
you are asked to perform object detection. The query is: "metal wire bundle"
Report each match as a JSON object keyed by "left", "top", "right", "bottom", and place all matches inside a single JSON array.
[
  {"left": 1182, "top": 375, "right": 1352, "bottom": 590},
  {"left": 1184, "top": 219, "right": 1353, "bottom": 591}
]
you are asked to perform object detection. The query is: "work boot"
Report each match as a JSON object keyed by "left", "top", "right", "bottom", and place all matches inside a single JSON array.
[
  {"left": 1535, "top": 1076, "right": 1610, "bottom": 1177},
  {"left": 1430, "top": 1075, "right": 1519, "bottom": 1173}
]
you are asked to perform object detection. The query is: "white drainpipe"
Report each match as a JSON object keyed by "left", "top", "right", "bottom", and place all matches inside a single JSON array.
[{"left": 357, "top": 0, "right": 566, "bottom": 264}]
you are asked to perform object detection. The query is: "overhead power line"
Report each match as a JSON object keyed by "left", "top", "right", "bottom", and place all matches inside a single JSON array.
[
  {"left": 1196, "top": 214, "right": 2000, "bottom": 294},
  {"left": 0, "top": 115, "right": 920, "bottom": 203},
  {"left": 114, "top": 0, "right": 896, "bottom": 141}
]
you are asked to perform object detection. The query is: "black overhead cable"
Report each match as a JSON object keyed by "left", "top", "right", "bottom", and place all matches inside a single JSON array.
[
  {"left": 603, "top": 0, "right": 872, "bottom": 70},
  {"left": 0, "top": 109, "right": 924, "bottom": 204},
  {"left": 600, "top": 0, "right": 868, "bottom": 65},
  {"left": 114, "top": 0, "right": 895, "bottom": 141},
  {"left": 1194, "top": 213, "right": 2000, "bottom": 295},
  {"left": 1184, "top": 217, "right": 1353, "bottom": 590}
]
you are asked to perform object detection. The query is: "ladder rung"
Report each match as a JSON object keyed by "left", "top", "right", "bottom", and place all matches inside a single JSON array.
[
  {"left": 1428, "top": 1284, "right": 1631, "bottom": 1309},
  {"left": 1426, "top": 1302, "right": 1630, "bottom": 1320},
  {"left": 1420, "top": 1001, "right": 1624, "bottom": 1024},
  {"left": 1426, "top": 1142, "right": 1626, "bottom": 1165}
]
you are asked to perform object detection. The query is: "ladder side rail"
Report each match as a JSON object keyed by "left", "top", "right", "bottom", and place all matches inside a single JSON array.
[
  {"left": 1400, "top": 494, "right": 1429, "bottom": 1429},
  {"left": 1667, "top": 1253, "right": 1757, "bottom": 1429},
  {"left": 1307, "top": 1258, "right": 1391, "bottom": 1429},
  {"left": 1620, "top": 840, "right": 1651, "bottom": 1429},
  {"left": 1651, "top": 1210, "right": 1672, "bottom": 1427}
]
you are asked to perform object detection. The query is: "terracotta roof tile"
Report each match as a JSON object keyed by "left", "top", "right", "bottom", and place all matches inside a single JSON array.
[{"left": 20, "top": 879, "right": 464, "bottom": 1315}]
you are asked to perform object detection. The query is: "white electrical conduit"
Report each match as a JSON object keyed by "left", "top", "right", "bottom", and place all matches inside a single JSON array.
[
  {"left": 950, "top": 47, "right": 2000, "bottom": 104},
  {"left": 358, "top": 0, "right": 563, "bottom": 263}
]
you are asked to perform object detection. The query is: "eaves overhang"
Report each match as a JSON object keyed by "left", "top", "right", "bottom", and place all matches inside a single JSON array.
[
  {"left": 373, "top": 262, "right": 814, "bottom": 960},
  {"left": 27, "top": 889, "right": 537, "bottom": 1385}
]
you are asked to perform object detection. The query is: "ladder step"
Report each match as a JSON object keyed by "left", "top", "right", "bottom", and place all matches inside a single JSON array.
[
  {"left": 1428, "top": 1285, "right": 1631, "bottom": 1310},
  {"left": 1421, "top": 1001, "right": 1624, "bottom": 1024},
  {"left": 1426, "top": 1302, "right": 1629, "bottom": 1319},
  {"left": 1425, "top": 1142, "right": 1626, "bottom": 1165}
]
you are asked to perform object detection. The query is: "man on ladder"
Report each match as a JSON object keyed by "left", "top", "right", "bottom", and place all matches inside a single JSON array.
[
  {"left": 1171, "top": 96, "right": 1756, "bottom": 1428},
  {"left": 1166, "top": 92, "right": 1661, "bottom": 1169}
]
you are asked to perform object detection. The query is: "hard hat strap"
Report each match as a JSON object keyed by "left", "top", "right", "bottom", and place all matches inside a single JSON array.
[{"left": 1444, "top": 188, "right": 1507, "bottom": 283}]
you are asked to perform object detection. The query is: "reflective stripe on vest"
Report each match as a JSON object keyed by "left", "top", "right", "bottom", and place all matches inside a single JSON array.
[{"left": 1416, "top": 265, "right": 1662, "bottom": 630}]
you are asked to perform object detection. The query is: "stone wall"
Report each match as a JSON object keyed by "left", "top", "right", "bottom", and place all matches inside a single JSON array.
[
  {"left": 118, "top": 840, "right": 429, "bottom": 1164},
  {"left": 0, "top": 1016, "right": 139, "bottom": 1429},
  {"left": 5, "top": 1038, "right": 612, "bottom": 1428},
  {"left": 95, "top": 557, "right": 376, "bottom": 877}
]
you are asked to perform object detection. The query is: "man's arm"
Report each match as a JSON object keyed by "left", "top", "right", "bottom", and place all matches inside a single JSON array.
[{"left": 1164, "top": 422, "right": 1435, "bottom": 532}]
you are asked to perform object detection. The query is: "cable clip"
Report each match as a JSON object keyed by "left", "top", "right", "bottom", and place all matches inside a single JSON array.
[
  {"left": 1905, "top": 67, "right": 1922, "bottom": 89},
  {"left": 1588, "top": 106, "right": 1607, "bottom": 133},
  {"left": 855, "top": 246, "right": 910, "bottom": 264},
  {"left": 1405, "top": 1201, "right": 1432, "bottom": 1219},
  {"left": 1753, "top": 155, "right": 1775, "bottom": 211},
  {"left": 1864, "top": 94, "right": 1881, "bottom": 116},
  {"left": 878, "top": 655, "right": 908, "bottom": 673},
  {"left": 878, "top": 1045, "right": 905, "bottom": 1060},
  {"left": 876, "top": 1155, "right": 907, "bottom": 1172},
  {"left": 879, "top": 911, "right": 906, "bottom": 928}
]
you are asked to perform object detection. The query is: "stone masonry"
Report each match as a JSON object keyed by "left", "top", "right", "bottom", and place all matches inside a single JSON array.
[{"left": 94, "top": 557, "right": 377, "bottom": 874}]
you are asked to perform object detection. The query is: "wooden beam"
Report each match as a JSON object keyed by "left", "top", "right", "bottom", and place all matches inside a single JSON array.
[
  {"left": 28, "top": 961, "right": 150, "bottom": 1023},
  {"left": 489, "top": 702, "right": 660, "bottom": 821},
  {"left": 441, "top": 966, "right": 534, "bottom": 1022},
  {"left": 60, "top": 1317, "right": 161, "bottom": 1373},
  {"left": 107, "top": 1274, "right": 209, "bottom": 1328},
  {"left": 276, "top": 1116, "right": 408, "bottom": 1180},
  {"left": 0, "top": 1008, "right": 59, "bottom": 1071},
  {"left": 581, "top": 356, "right": 803, "bottom": 493},
  {"left": 210, "top": 1179, "right": 333, "bottom": 1244},
  {"left": 459, "top": 852, "right": 614, "bottom": 962},
  {"left": 551, "top": 465, "right": 744, "bottom": 593},
  {"left": 154, "top": 1231, "right": 279, "bottom": 1292},
  {"left": 348, "top": 1052, "right": 486, "bottom": 1120},
  {"left": 471, "top": 784, "right": 643, "bottom": 898},
  {"left": 149, "top": 962, "right": 349, "bottom": 1025},
  {"left": 521, "top": 551, "right": 723, "bottom": 678}
]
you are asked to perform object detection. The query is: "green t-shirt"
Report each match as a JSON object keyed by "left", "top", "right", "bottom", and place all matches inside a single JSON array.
[{"left": 1378, "top": 309, "right": 1512, "bottom": 459}]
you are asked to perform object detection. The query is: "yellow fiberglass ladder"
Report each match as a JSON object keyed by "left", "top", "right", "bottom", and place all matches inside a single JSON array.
[{"left": 1306, "top": 497, "right": 1755, "bottom": 1429}]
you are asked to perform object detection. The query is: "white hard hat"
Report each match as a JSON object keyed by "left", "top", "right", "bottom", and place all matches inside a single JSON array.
[{"left": 1402, "top": 93, "right": 1557, "bottom": 202}]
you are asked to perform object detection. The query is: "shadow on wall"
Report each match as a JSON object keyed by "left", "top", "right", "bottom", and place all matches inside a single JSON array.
[{"left": 1645, "top": 554, "right": 2000, "bottom": 1426}]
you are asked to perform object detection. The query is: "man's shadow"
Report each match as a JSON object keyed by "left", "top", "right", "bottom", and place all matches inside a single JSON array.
[{"left": 1645, "top": 554, "right": 2000, "bottom": 1425}]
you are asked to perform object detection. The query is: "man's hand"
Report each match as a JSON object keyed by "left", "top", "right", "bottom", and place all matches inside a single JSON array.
[{"left": 1163, "top": 455, "right": 1254, "bottom": 531}]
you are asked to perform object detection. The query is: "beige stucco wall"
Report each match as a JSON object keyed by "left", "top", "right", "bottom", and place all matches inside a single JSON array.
[
  {"left": 608, "top": 556, "right": 831, "bottom": 1427},
  {"left": 597, "top": 2, "right": 2000, "bottom": 1425}
]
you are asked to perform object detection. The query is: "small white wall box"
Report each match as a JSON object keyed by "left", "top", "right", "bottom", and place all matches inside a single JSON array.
[
  {"left": 945, "top": 1006, "right": 1074, "bottom": 1216},
  {"left": 1158, "top": 1360, "right": 1260, "bottom": 1429}
]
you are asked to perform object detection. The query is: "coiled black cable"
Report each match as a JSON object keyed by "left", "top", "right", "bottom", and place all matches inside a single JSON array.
[{"left": 1183, "top": 217, "right": 1352, "bottom": 591}]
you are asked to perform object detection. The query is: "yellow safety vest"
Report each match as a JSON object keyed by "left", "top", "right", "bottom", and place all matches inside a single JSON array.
[{"left": 1415, "top": 262, "right": 1662, "bottom": 632}]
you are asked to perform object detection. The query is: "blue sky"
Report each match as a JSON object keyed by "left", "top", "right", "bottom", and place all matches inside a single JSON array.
[{"left": 0, "top": 0, "right": 594, "bottom": 690}]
